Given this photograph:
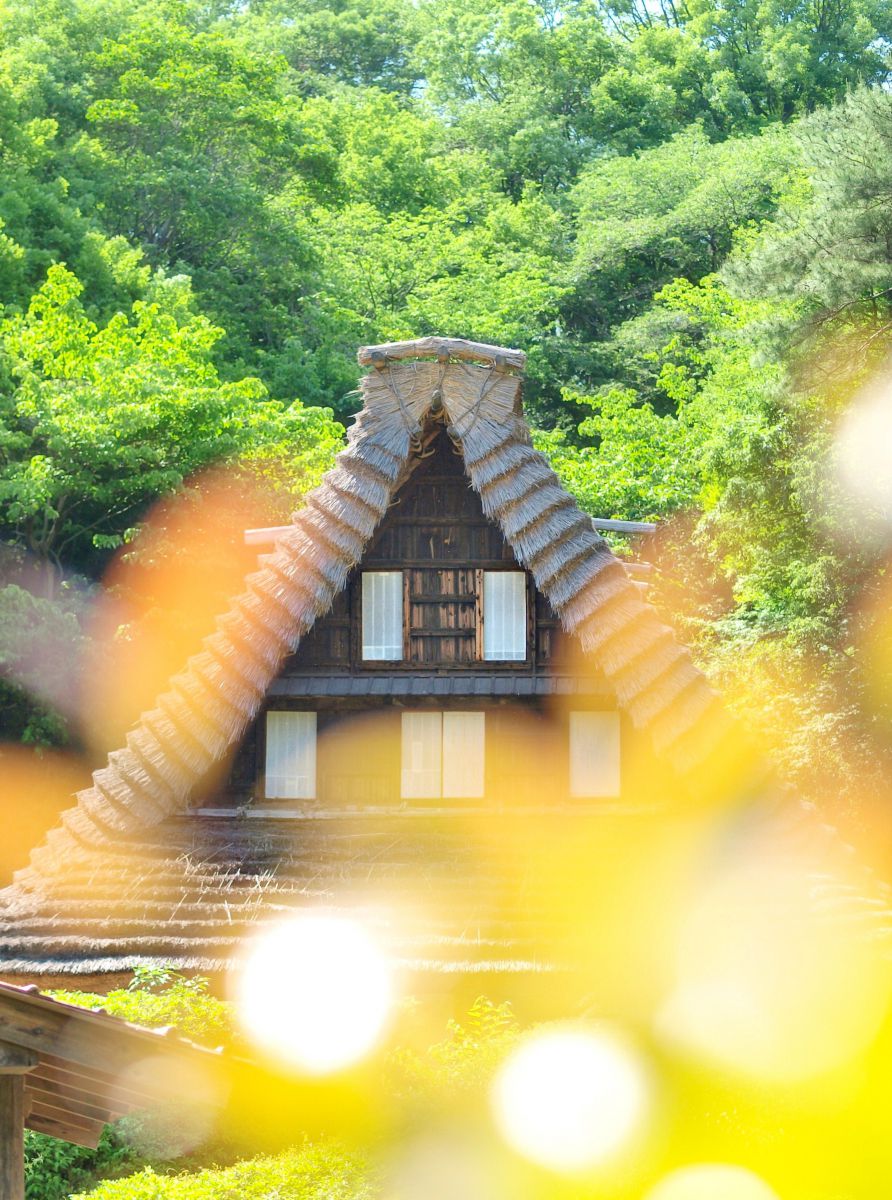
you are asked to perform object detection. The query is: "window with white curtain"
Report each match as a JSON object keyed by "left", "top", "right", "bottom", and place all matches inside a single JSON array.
[
  {"left": 265, "top": 711, "right": 317, "bottom": 800},
  {"left": 401, "top": 711, "right": 485, "bottom": 799},
  {"left": 568, "top": 711, "right": 621, "bottom": 798},
  {"left": 483, "top": 571, "right": 527, "bottom": 660},
  {"left": 362, "top": 571, "right": 403, "bottom": 660}
]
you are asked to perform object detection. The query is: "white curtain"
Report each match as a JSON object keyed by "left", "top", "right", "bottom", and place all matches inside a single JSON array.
[
  {"left": 483, "top": 571, "right": 527, "bottom": 660},
  {"left": 569, "top": 711, "right": 621, "bottom": 798},
  {"left": 265, "top": 711, "right": 317, "bottom": 799},
  {"left": 362, "top": 571, "right": 403, "bottom": 660}
]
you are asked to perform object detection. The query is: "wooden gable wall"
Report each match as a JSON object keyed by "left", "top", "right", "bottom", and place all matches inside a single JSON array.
[
  {"left": 288, "top": 426, "right": 563, "bottom": 674},
  {"left": 206, "top": 427, "right": 622, "bottom": 812}
]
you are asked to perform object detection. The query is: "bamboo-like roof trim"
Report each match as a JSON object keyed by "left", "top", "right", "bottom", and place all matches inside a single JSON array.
[{"left": 3, "top": 336, "right": 888, "bottom": 959}]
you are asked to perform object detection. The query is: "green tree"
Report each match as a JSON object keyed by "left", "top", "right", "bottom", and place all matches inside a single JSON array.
[
  {"left": 599, "top": 0, "right": 892, "bottom": 122},
  {"left": 566, "top": 124, "right": 797, "bottom": 374},
  {"left": 307, "top": 186, "right": 566, "bottom": 411},
  {"left": 235, "top": 0, "right": 421, "bottom": 93},
  {"left": 78, "top": 6, "right": 343, "bottom": 400},
  {"left": 414, "top": 0, "right": 621, "bottom": 195},
  {"left": 0, "top": 262, "right": 342, "bottom": 586},
  {"left": 728, "top": 86, "right": 892, "bottom": 377}
]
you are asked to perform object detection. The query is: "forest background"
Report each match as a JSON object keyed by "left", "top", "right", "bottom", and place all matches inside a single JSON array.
[{"left": 2, "top": 0, "right": 892, "bottom": 845}]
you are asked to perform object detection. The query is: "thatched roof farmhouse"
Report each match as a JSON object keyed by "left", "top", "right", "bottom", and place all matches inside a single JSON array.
[{"left": 0, "top": 337, "right": 886, "bottom": 991}]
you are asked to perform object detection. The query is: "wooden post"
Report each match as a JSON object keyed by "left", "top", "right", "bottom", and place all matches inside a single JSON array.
[
  {"left": 0, "top": 1076, "right": 26, "bottom": 1200},
  {"left": 0, "top": 1041, "right": 37, "bottom": 1200},
  {"left": 474, "top": 569, "right": 484, "bottom": 661}
]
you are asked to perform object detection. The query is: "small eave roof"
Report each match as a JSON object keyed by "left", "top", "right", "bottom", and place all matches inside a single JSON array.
[{"left": 0, "top": 978, "right": 233, "bottom": 1147}]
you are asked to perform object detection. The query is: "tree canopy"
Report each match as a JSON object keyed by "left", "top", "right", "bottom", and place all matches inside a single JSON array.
[{"left": 0, "top": 0, "right": 891, "bottom": 814}]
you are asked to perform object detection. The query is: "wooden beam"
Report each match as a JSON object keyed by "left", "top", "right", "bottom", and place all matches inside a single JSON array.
[
  {"left": 0, "top": 1076, "right": 25, "bottom": 1200},
  {"left": 591, "top": 517, "right": 657, "bottom": 534},
  {"left": 36, "top": 1057, "right": 147, "bottom": 1115},
  {"left": 0, "top": 1041, "right": 38, "bottom": 1074},
  {"left": 358, "top": 337, "right": 526, "bottom": 370},
  {"left": 26, "top": 1095, "right": 107, "bottom": 1140},
  {"left": 25, "top": 1077, "right": 113, "bottom": 1125},
  {"left": 245, "top": 523, "right": 292, "bottom": 545},
  {"left": 25, "top": 1107, "right": 103, "bottom": 1150},
  {"left": 474, "top": 569, "right": 484, "bottom": 662},
  {"left": 250, "top": 520, "right": 659, "bottom": 547},
  {"left": 403, "top": 570, "right": 411, "bottom": 662}
]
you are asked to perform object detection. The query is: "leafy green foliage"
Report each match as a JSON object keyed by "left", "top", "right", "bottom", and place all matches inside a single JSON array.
[
  {"left": 238, "top": 0, "right": 421, "bottom": 94},
  {"left": 535, "top": 387, "right": 697, "bottom": 519},
  {"left": 728, "top": 86, "right": 892, "bottom": 373},
  {"left": 564, "top": 124, "right": 798, "bottom": 398},
  {"left": 26, "top": 987, "right": 519, "bottom": 1200},
  {"left": 51, "top": 968, "right": 234, "bottom": 1044},
  {"left": 389, "top": 996, "right": 519, "bottom": 1103},
  {"left": 599, "top": 0, "right": 892, "bottom": 123},
  {"left": 72, "top": 1142, "right": 373, "bottom": 1200},
  {"left": 0, "top": 582, "right": 87, "bottom": 744},
  {"left": 24, "top": 974, "right": 239, "bottom": 1199},
  {"left": 0, "top": 261, "right": 341, "bottom": 580},
  {"left": 25, "top": 1126, "right": 141, "bottom": 1200}
]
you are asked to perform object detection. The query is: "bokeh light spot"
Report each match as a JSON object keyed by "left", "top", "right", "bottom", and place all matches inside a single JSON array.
[
  {"left": 832, "top": 380, "right": 892, "bottom": 545},
  {"left": 235, "top": 915, "right": 393, "bottom": 1075},
  {"left": 656, "top": 847, "right": 891, "bottom": 1083},
  {"left": 644, "top": 1163, "right": 780, "bottom": 1200},
  {"left": 491, "top": 1024, "right": 650, "bottom": 1173}
]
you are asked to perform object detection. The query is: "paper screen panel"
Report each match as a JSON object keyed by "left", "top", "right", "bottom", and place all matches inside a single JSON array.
[
  {"left": 569, "top": 711, "right": 621, "bottom": 798},
  {"left": 265, "top": 710, "right": 317, "bottom": 799},
  {"left": 442, "top": 711, "right": 485, "bottom": 798},
  {"left": 401, "top": 711, "right": 443, "bottom": 798}
]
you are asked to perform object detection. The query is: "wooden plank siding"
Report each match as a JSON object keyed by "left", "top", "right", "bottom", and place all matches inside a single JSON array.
[{"left": 286, "top": 428, "right": 566, "bottom": 675}]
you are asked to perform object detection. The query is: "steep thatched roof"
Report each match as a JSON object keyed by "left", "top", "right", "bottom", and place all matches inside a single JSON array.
[{"left": 1, "top": 335, "right": 889, "bottom": 981}]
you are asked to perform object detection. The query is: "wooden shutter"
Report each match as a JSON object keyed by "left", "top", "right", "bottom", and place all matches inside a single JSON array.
[
  {"left": 265, "top": 711, "right": 317, "bottom": 800},
  {"left": 362, "top": 571, "right": 403, "bottom": 660},
  {"left": 442, "top": 711, "right": 485, "bottom": 798},
  {"left": 483, "top": 571, "right": 527, "bottom": 660},
  {"left": 568, "top": 711, "right": 621, "bottom": 798},
  {"left": 400, "top": 712, "right": 442, "bottom": 799}
]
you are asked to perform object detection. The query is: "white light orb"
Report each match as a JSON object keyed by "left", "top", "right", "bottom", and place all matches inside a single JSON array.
[
  {"left": 235, "top": 914, "right": 393, "bottom": 1074},
  {"left": 491, "top": 1024, "right": 650, "bottom": 1173},
  {"left": 645, "top": 1164, "right": 780, "bottom": 1200}
]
